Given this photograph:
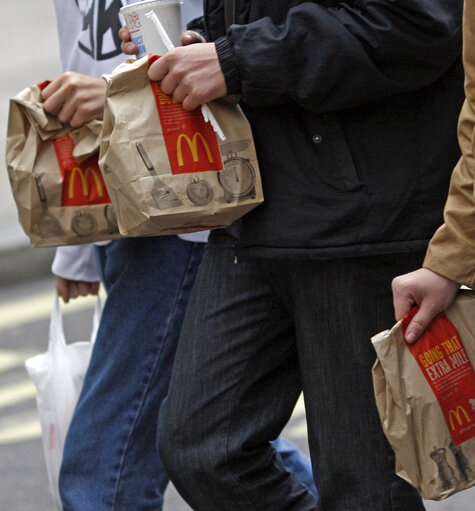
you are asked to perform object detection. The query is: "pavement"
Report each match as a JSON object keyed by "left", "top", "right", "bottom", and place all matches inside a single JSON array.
[{"left": 1, "top": 0, "right": 61, "bottom": 287}]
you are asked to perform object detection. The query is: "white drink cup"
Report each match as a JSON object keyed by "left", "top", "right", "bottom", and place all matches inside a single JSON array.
[{"left": 120, "top": 0, "right": 183, "bottom": 58}]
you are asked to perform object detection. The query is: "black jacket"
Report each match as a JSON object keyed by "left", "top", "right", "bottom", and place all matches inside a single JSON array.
[{"left": 206, "top": 0, "right": 465, "bottom": 259}]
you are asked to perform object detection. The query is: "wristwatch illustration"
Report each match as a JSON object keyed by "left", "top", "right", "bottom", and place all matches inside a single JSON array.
[{"left": 218, "top": 139, "right": 256, "bottom": 203}]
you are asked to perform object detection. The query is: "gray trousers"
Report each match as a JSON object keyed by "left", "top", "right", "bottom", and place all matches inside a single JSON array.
[{"left": 158, "top": 231, "right": 426, "bottom": 511}]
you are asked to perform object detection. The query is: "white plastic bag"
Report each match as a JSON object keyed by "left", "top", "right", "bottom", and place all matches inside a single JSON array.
[{"left": 25, "top": 295, "right": 102, "bottom": 510}]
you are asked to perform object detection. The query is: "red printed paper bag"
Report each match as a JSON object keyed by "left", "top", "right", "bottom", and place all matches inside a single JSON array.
[
  {"left": 371, "top": 291, "right": 475, "bottom": 500},
  {"left": 5, "top": 82, "right": 122, "bottom": 247},
  {"left": 99, "top": 55, "right": 263, "bottom": 237}
]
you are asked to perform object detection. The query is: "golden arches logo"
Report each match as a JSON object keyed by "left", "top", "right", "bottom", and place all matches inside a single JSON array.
[
  {"left": 68, "top": 166, "right": 105, "bottom": 198},
  {"left": 448, "top": 406, "right": 471, "bottom": 430},
  {"left": 177, "top": 133, "right": 214, "bottom": 167}
]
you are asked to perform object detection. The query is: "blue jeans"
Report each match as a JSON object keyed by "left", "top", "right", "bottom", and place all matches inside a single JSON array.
[
  {"left": 157, "top": 231, "right": 426, "bottom": 511},
  {"left": 59, "top": 236, "right": 316, "bottom": 510}
]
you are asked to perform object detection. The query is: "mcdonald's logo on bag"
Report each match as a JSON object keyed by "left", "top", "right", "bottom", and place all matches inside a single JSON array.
[
  {"left": 149, "top": 74, "right": 223, "bottom": 175},
  {"left": 68, "top": 166, "right": 106, "bottom": 199},
  {"left": 449, "top": 406, "right": 472, "bottom": 430},
  {"left": 53, "top": 134, "right": 111, "bottom": 207},
  {"left": 168, "top": 126, "right": 223, "bottom": 174},
  {"left": 177, "top": 133, "right": 215, "bottom": 166}
]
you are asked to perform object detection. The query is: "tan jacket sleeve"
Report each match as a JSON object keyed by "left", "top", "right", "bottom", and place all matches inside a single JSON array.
[{"left": 424, "top": 0, "right": 475, "bottom": 289}]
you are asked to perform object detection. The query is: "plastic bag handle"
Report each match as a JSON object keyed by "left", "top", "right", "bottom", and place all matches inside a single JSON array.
[
  {"left": 49, "top": 294, "right": 103, "bottom": 349},
  {"left": 48, "top": 295, "right": 66, "bottom": 350}
]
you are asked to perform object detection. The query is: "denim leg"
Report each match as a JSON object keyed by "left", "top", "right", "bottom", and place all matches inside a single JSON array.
[
  {"left": 59, "top": 236, "right": 204, "bottom": 511},
  {"left": 272, "top": 437, "right": 318, "bottom": 497},
  {"left": 281, "top": 254, "right": 427, "bottom": 511},
  {"left": 158, "top": 236, "right": 318, "bottom": 511}
]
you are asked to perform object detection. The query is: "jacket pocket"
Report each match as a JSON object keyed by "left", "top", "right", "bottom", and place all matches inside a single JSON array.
[{"left": 305, "top": 113, "right": 366, "bottom": 193}]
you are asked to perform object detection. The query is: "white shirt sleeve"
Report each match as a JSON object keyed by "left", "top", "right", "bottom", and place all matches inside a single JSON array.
[
  {"left": 178, "top": 230, "right": 210, "bottom": 243},
  {"left": 51, "top": 244, "right": 102, "bottom": 282}
]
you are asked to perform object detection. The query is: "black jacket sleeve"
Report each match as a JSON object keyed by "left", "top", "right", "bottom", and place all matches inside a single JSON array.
[{"left": 217, "top": 0, "right": 462, "bottom": 113}]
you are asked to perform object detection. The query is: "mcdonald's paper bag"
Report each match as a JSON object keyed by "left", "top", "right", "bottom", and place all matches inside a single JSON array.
[
  {"left": 5, "top": 81, "right": 122, "bottom": 247},
  {"left": 99, "top": 56, "right": 263, "bottom": 237},
  {"left": 371, "top": 290, "right": 475, "bottom": 500}
]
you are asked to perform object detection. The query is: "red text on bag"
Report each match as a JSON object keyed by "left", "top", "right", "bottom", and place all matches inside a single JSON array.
[{"left": 404, "top": 309, "right": 475, "bottom": 445}]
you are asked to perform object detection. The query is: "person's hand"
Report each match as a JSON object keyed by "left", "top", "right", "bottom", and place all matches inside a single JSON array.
[
  {"left": 119, "top": 25, "right": 138, "bottom": 55},
  {"left": 392, "top": 268, "right": 460, "bottom": 343},
  {"left": 56, "top": 277, "right": 100, "bottom": 304},
  {"left": 41, "top": 72, "right": 108, "bottom": 128},
  {"left": 119, "top": 24, "right": 206, "bottom": 55},
  {"left": 148, "top": 42, "right": 227, "bottom": 110}
]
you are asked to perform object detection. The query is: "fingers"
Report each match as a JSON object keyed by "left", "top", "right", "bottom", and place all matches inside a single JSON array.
[
  {"left": 182, "top": 94, "right": 202, "bottom": 111},
  {"left": 391, "top": 276, "right": 415, "bottom": 321},
  {"left": 119, "top": 25, "right": 131, "bottom": 42},
  {"left": 404, "top": 303, "right": 438, "bottom": 344},
  {"left": 74, "top": 281, "right": 100, "bottom": 297},
  {"left": 119, "top": 25, "right": 138, "bottom": 55},
  {"left": 55, "top": 277, "right": 101, "bottom": 304},
  {"left": 171, "top": 83, "right": 189, "bottom": 104},
  {"left": 68, "top": 282, "right": 80, "bottom": 300},
  {"left": 147, "top": 44, "right": 227, "bottom": 109},
  {"left": 89, "top": 282, "right": 100, "bottom": 296},
  {"left": 41, "top": 73, "right": 107, "bottom": 127},
  {"left": 121, "top": 40, "right": 138, "bottom": 55},
  {"left": 41, "top": 79, "right": 62, "bottom": 102},
  {"left": 56, "top": 277, "right": 70, "bottom": 304},
  {"left": 42, "top": 80, "right": 70, "bottom": 117},
  {"left": 148, "top": 56, "right": 169, "bottom": 83}
]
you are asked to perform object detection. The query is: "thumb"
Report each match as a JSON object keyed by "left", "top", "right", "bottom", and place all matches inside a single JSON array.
[
  {"left": 181, "top": 30, "right": 205, "bottom": 46},
  {"left": 405, "top": 302, "right": 437, "bottom": 343}
]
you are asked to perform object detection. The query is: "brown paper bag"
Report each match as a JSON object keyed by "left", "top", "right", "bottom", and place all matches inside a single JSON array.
[
  {"left": 99, "top": 56, "right": 263, "bottom": 237},
  {"left": 372, "top": 290, "right": 475, "bottom": 500},
  {"left": 5, "top": 81, "right": 122, "bottom": 247}
]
